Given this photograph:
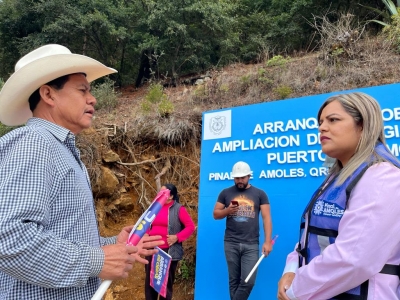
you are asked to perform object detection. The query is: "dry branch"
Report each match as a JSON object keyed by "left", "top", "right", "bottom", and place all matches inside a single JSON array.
[
  {"left": 116, "top": 157, "right": 162, "bottom": 166},
  {"left": 155, "top": 159, "right": 172, "bottom": 190}
]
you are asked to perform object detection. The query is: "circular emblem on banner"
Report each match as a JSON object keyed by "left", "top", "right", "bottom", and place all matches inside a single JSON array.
[{"left": 209, "top": 116, "right": 226, "bottom": 135}]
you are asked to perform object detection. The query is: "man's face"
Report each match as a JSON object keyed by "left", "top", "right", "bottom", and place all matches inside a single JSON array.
[
  {"left": 50, "top": 73, "right": 96, "bottom": 134},
  {"left": 234, "top": 175, "right": 250, "bottom": 190}
]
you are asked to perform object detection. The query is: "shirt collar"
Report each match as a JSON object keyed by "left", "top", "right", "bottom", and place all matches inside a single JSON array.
[{"left": 27, "top": 117, "right": 74, "bottom": 143}]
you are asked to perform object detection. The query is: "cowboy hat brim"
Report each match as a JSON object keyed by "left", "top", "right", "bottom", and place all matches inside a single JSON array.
[{"left": 0, "top": 53, "right": 117, "bottom": 126}]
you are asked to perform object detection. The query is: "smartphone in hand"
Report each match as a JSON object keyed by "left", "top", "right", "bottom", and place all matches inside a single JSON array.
[{"left": 231, "top": 200, "right": 239, "bottom": 206}]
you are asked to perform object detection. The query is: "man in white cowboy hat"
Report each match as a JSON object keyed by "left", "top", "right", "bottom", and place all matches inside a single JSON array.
[
  {"left": 213, "top": 161, "right": 273, "bottom": 300},
  {"left": 0, "top": 44, "right": 163, "bottom": 299}
]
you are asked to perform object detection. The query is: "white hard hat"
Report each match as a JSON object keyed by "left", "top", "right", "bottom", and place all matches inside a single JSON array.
[{"left": 232, "top": 161, "right": 252, "bottom": 178}]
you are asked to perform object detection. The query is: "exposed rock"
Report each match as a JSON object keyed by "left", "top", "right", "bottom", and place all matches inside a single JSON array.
[
  {"left": 112, "top": 193, "right": 134, "bottom": 211},
  {"left": 93, "top": 166, "right": 119, "bottom": 196},
  {"left": 103, "top": 150, "right": 120, "bottom": 162}
]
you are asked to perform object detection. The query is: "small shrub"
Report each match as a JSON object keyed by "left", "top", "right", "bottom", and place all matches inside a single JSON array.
[
  {"left": 384, "top": 12, "right": 400, "bottom": 53},
  {"left": 258, "top": 68, "right": 266, "bottom": 77},
  {"left": 274, "top": 85, "right": 293, "bottom": 99},
  {"left": 145, "top": 83, "right": 167, "bottom": 104},
  {"left": 0, "top": 78, "right": 4, "bottom": 90},
  {"left": 240, "top": 74, "right": 251, "bottom": 85},
  {"left": 92, "top": 77, "right": 120, "bottom": 111},
  {"left": 194, "top": 85, "right": 207, "bottom": 97},
  {"left": 140, "top": 100, "right": 152, "bottom": 114},
  {"left": 140, "top": 83, "right": 174, "bottom": 117},
  {"left": 219, "top": 84, "right": 229, "bottom": 93},
  {"left": 192, "top": 84, "right": 209, "bottom": 103},
  {"left": 316, "top": 66, "right": 328, "bottom": 80},
  {"left": 331, "top": 47, "right": 345, "bottom": 57},
  {"left": 310, "top": 12, "right": 365, "bottom": 64},
  {"left": 158, "top": 98, "right": 174, "bottom": 117},
  {"left": 256, "top": 68, "right": 274, "bottom": 87},
  {"left": 266, "top": 55, "right": 290, "bottom": 67},
  {"left": 177, "top": 259, "right": 195, "bottom": 281},
  {"left": 258, "top": 76, "right": 274, "bottom": 86},
  {"left": 239, "top": 74, "right": 253, "bottom": 93}
]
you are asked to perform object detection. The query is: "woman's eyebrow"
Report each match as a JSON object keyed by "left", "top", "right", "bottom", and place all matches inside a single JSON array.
[{"left": 325, "top": 113, "right": 341, "bottom": 118}]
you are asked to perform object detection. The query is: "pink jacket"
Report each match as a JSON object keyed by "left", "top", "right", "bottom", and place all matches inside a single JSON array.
[
  {"left": 147, "top": 200, "right": 195, "bottom": 250},
  {"left": 284, "top": 162, "right": 400, "bottom": 299}
]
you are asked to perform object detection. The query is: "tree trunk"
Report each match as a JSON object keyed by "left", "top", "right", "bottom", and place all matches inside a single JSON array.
[{"left": 135, "top": 49, "right": 155, "bottom": 87}]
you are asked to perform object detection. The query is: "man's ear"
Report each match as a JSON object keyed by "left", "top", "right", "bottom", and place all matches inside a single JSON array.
[{"left": 39, "top": 85, "right": 56, "bottom": 107}]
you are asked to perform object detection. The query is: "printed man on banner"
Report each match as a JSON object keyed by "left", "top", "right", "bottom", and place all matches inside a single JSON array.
[{"left": 213, "top": 161, "right": 273, "bottom": 300}]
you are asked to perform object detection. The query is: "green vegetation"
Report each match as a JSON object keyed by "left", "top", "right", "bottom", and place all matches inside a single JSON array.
[
  {"left": 177, "top": 259, "right": 195, "bottom": 281},
  {"left": 266, "top": 55, "right": 290, "bottom": 67},
  {"left": 193, "top": 84, "right": 208, "bottom": 103},
  {"left": 91, "top": 77, "right": 120, "bottom": 111},
  {"left": 0, "top": 0, "right": 390, "bottom": 87},
  {"left": 368, "top": 0, "right": 399, "bottom": 26},
  {"left": 0, "top": 123, "right": 16, "bottom": 137},
  {"left": 240, "top": 74, "right": 251, "bottom": 85},
  {"left": 274, "top": 85, "right": 293, "bottom": 99},
  {"left": 385, "top": 12, "right": 400, "bottom": 52},
  {"left": 144, "top": 83, "right": 167, "bottom": 104},
  {"left": 0, "top": 78, "right": 16, "bottom": 137},
  {"left": 141, "top": 83, "right": 174, "bottom": 117},
  {"left": 158, "top": 97, "right": 174, "bottom": 117}
]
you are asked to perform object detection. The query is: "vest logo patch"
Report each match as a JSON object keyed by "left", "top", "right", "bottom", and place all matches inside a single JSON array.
[{"left": 313, "top": 200, "right": 344, "bottom": 218}]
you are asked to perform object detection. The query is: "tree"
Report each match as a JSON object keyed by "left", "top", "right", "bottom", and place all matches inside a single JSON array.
[
  {"left": 0, "top": 0, "right": 135, "bottom": 85},
  {"left": 0, "top": 0, "right": 390, "bottom": 85},
  {"left": 133, "top": 0, "right": 237, "bottom": 86}
]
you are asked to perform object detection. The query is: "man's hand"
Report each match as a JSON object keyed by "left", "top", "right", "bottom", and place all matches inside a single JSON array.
[
  {"left": 227, "top": 202, "right": 240, "bottom": 215},
  {"left": 262, "top": 240, "right": 273, "bottom": 256},
  {"left": 277, "top": 272, "right": 295, "bottom": 300},
  {"left": 133, "top": 234, "right": 164, "bottom": 264},
  {"left": 116, "top": 225, "right": 134, "bottom": 244},
  {"left": 213, "top": 202, "right": 239, "bottom": 219},
  {"left": 112, "top": 227, "right": 164, "bottom": 267},
  {"left": 99, "top": 244, "right": 137, "bottom": 280}
]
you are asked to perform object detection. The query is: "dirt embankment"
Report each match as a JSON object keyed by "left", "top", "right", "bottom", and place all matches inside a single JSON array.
[{"left": 78, "top": 124, "right": 199, "bottom": 300}]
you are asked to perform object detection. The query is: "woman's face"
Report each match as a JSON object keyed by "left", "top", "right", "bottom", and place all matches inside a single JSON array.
[
  {"left": 161, "top": 186, "right": 173, "bottom": 203},
  {"left": 319, "top": 100, "right": 362, "bottom": 166}
]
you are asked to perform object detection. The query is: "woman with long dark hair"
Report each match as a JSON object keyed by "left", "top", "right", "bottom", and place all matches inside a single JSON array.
[{"left": 144, "top": 184, "right": 195, "bottom": 300}]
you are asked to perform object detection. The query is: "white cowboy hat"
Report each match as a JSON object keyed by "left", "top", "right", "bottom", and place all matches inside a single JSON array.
[{"left": 0, "top": 44, "right": 117, "bottom": 126}]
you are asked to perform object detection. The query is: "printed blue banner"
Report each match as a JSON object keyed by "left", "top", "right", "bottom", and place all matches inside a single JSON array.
[
  {"left": 195, "top": 83, "right": 400, "bottom": 299},
  {"left": 150, "top": 247, "right": 172, "bottom": 297}
]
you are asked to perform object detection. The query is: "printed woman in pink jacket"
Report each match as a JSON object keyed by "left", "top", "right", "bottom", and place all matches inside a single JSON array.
[
  {"left": 144, "top": 183, "right": 195, "bottom": 300},
  {"left": 278, "top": 92, "right": 400, "bottom": 299}
]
